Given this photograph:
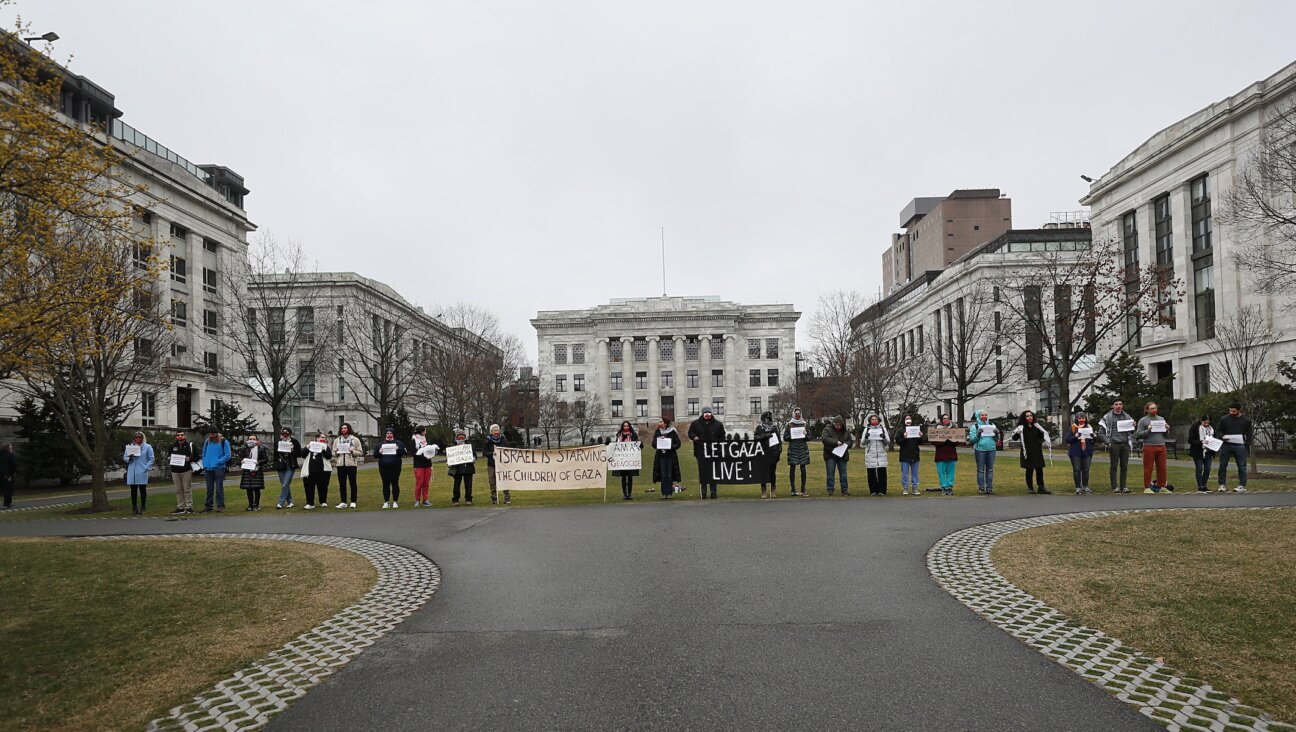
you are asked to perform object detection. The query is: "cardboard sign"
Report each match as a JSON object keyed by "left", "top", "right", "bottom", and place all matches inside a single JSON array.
[
  {"left": 446, "top": 444, "right": 474, "bottom": 465},
  {"left": 493, "top": 445, "right": 608, "bottom": 490},
  {"left": 928, "top": 426, "right": 964, "bottom": 443},
  {"left": 697, "top": 440, "right": 775, "bottom": 484},
  {"left": 789, "top": 426, "right": 806, "bottom": 440},
  {"left": 607, "top": 442, "right": 642, "bottom": 471}
]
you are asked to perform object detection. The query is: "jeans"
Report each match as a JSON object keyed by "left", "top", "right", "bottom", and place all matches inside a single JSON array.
[
  {"left": 204, "top": 467, "right": 226, "bottom": 509},
  {"left": 1143, "top": 445, "right": 1168, "bottom": 490},
  {"left": 825, "top": 457, "right": 849, "bottom": 494},
  {"left": 1108, "top": 443, "right": 1130, "bottom": 491},
  {"left": 975, "top": 450, "right": 996, "bottom": 492},
  {"left": 1193, "top": 452, "right": 1215, "bottom": 489},
  {"left": 1217, "top": 443, "right": 1248, "bottom": 487},
  {"left": 936, "top": 460, "right": 956, "bottom": 490},
  {"left": 900, "top": 460, "right": 919, "bottom": 492},
  {"left": 1070, "top": 453, "right": 1092, "bottom": 489},
  {"left": 277, "top": 469, "right": 295, "bottom": 505},
  {"left": 336, "top": 466, "right": 358, "bottom": 503}
]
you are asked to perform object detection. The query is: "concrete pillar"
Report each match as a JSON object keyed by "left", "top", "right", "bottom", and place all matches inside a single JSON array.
[
  {"left": 724, "top": 334, "right": 737, "bottom": 423},
  {"left": 700, "top": 335, "right": 712, "bottom": 417},
  {"left": 647, "top": 336, "right": 660, "bottom": 422},
  {"left": 620, "top": 337, "right": 635, "bottom": 422}
]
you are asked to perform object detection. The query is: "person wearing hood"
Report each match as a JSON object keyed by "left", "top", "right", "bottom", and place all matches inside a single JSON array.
[
  {"left": 122, "top": 431, "right": 155, "bottom": 515},
  {"left": 859, "top": 415, "right": 887, "bottom": 495},
  {"left": 652, "top": 417, "right": 682, "bottom": 499},
  {"left": 373, "top": 427, "right": 407, "bottom": 508},
  {"left": 483, "top": 424, "right": 512, "bottom": 505},
  {"left": 687, "top": 407, "right": 725, "bottom": 499},
  {"left": 332, "top": 422, "right": 364, "bottom": 509},
  {"left": 238, "top": 435, "right": 270, "bottom": 511},
  {"left": 783, "top": 407, "right": 811, "bottom": 496},
  {"left": 894, "top": 415, "right": 924, "bottom": 496},
  {"left": 611, "top": 420, "right": 641, "bottom": 500},
  {"left": 300, "top": 432, "right": 334, "bottom": 508},
  {"left": 822, "top": 415, "right": 855, "bottom": 496},
  {"left": 1188, "top": 415, "right": 1216, "bottom": 493},
  {"left": 968, "top": 410, "right": 999, "bottom": 495},
  {"left": 754, "top": 411, "right": 782, "bottom": 498},
  {"left": 448, "top": 429, "right": 475, "bottom": 506},
  {"left": 167, "top": 429, "right": 200, "bottom": 514},
  {"left": 1010, "top": 410, "right": 1052, "bottom": 495},
  {"left": 1064, "top": 412, "right": 1096, "bottom": 494},
  {"left": 273, "top": 427, "right": 303, "bottom": 510},
  {"left": 411, "top": 425, "right": 439, "bottom": 507},
  {"left": 932, "top": 414, "right": 959, "bottom": 495},
  {"left": 1097, "top": 399, "right": 1136, "bottom": 493}
]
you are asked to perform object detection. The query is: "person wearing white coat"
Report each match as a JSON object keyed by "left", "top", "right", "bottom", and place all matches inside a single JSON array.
[{"left": 861, "top": 415, "right": 890, "bottom": 495}]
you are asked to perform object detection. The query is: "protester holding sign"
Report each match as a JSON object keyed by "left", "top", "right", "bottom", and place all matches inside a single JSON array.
[
  {"left": 754, "top": 412, "right": 782, "bottom": 498},
  {"left": 1188, "top": 415, "right": 1216, "bottom": 493},
  {"left": 448, "top": 429, "right": 475, "bottom": 506},
  {"left": 167, "top": 430, "right": 200, "bottom": 515},
  {"left": 122, "top": 431, "right": 155, "bottom": 515},
  {"left": 895, "top": 416, "right": 923, "bottom": 496},
  {"left": 373, "top": 427, "right": 407, "bottom": 508},
  {"left": 300, "top": 433, "right": 334, "bottom": 509},
  {"left": 968, "top": 411, "right": 999, "bottom": 495},
  {"left": 931, "top": 414, "right": 959, "bottom": 495},
  {"left": 652, "top": 418, "right": 682, "bottom": 499},
  {"left": 1063, "top": 412, "right": 1095, "bottom": 494},
  {"left": 856, "top": 415, "right": 885, "bottom": 496},
  {"left": 823, "top": 414, "right": 856, "bottom": 496},
  {"left": 610, "top": 421, "right": 641, "bottom": 500},
  {"left": 238, "top": 436, "right": 270, "bottom": 511},
  {"left": 783, "top": 407, "right": 811, "bottom": 496},
  {"left": 1098, "top": 400, "right": 1135, "bottom": 494},
  {"left": 332, "top": 423, "right": 363, "bottom": 508},
  {"left": 484, "top": 424, "right": 512, "bottom": 505},
  {"left": 688, "top": 407, "right": 725, "bottom": 499},
  {"left": 411, "top": 426, "right": 439, "bottom": 507},
  {"left": 1216, "top": 403, "right": 1253, "bottom": 493},
  {"left": 1135, "top": 402, "right": 1170, "bottom": 493},
  {"left": 1010, "top": 411, "right": 1052, "bottom": 495},
  {"left": 273, "top": 427, "right": 303, "bottom": 510}
]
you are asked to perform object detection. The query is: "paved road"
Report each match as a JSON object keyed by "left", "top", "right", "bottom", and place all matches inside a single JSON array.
[{"left": 4, "top": 492, "right": 1294, "bottom": 730}]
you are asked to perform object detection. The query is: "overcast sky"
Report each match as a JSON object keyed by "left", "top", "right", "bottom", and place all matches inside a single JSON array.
[{"left": 19, "top": 0, "right": 1296, "bottom": 361}]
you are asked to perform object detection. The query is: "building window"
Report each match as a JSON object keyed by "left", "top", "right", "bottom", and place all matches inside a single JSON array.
[
  {"left": 1194, "top": 364, "right": 1211, "bottom": 396},
  {"left": 686, "top": 369, "right": 699, "bottom": 388},
  {"left": 204, "top": 351, "right": 218, "bottom": 373},
  {"left": 659, "top": 339, "right": 674, "bottom": 360},
  {"left": 750, "top": 397, "right": 762, "bottom": 414},
  {"left": 635, "top": 371, "right": 647, "bottom": 390},
  {"left": 297, "top": 307, "right": 315, "bottom": 345},
  {"left": 553, "top": 344, "right": 567, "bottom": 365},
  {"left": 916, "top": 326, "right": 923, "bottom": 354},
  {"left": 203, "top": 308, "right": 218, "bottom": 336},
  {"left": 298, "top": 361, "right": 315, "bottom": 400},
  {"left": 687, "top": 398, "right": 699, "bottom": 416},
  {"left": 711, "top": 369, "right": 724, "bottom": 388},
  {"left": 609, "top": 341, "right": 623, "bottom": 363},
  {"left": 132, "top": 241, "right": 152, "bottom": 268},
  {"left": 555, "top": 375, "right": 566, "bottom": 392},
  {"left": 748, "top": 339, "right": 761, "bottom": 359},
  {"left": 767, "top": 368, "right": 779, "bottom": 387},
  {"left": 996, "top": 359, "right": 1003, "bottom": 382},
  {"left": 709, "top": 338, "right": 724, "bottom": 360},
  {"left": 633, "top": 340, "right": 648, "bottom": 362},
  {"left": 611, "top": 400, "right": 624, "bottom": 418},
  {"left": 765, "top": 338, "right": 779, "bottom": 359},
  {"left": 338, "top": 358, "right": 347, "bottom": 400},
  {"left": 171, "top": 343, "right": 187, "bottom": 358},
  {"left": 661, "top": 395, "right": 674, "bottom": 415},
  {"left": 140, "top": 391, "right": 157, "bottom": 427},
  {"left": 335, "top": 305, "right": 344, "bottom": 343},
  {"left": 571, "top": 343, "right": 585, "bottom": 364},
  {"left": 268, "top": 307, "right": 285, "bottom": 345},
  {"left": 170, "top": 255, "right": 188, "bottom": 284},
  {"left": 1154, "top": 194, "right": 1173, "bottom": 267},
  {"left": 573, "top": 374, "right": 585, "bottom": 392},
  {"left": 661, "top": 370, "right": 673, "bottom": 388},
  {"left": 171, "top": 299, "right": 187, "bottom": 328},
  {"left": 711, "top": 398, "right": 725, "bottom": 415},
  {"left": 685, "top": 339, "right": 699, "bottom": 360},
  {"left": 202, "top": 267, "right": 218, "bottom": 294},
  {"left": 611, "top": 372, "right": 622, "bottom": 390},
  {"left": 636, "top": 399, "right": 648, "bottom": 418},
  {"left": 1122, "top": 210, "right": 1139, "bottom": 271},
  {"left": 1191, "top": 175, "right": 1212, "bottom": 254},
  {"left": 170, "top": 222, "right": 188, "bottom": 242},
  {"left": 203, "top": 237, "right": 219, "bottom": 253},
  {"left": 749, "top": 369, "right": 761, "bottom": 387},
  {"left": 1024, "top": 286, "right": 1043, "bottom": 380},
  {"left": 1194, "top": 259, "right": 1215, "bottom": 340}
]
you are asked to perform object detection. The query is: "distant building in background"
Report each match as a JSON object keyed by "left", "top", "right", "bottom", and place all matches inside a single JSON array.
[
  {"left": 881, "top": 189, "right": 1013, "bottom": 294},
  {"left": 532, "top": 297, "right": 799, "bottom": 436}
]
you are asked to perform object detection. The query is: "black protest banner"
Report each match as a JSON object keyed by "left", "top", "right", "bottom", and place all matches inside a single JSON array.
[{"left": 698, "top": 438, "right": 776, "bottom": 484}]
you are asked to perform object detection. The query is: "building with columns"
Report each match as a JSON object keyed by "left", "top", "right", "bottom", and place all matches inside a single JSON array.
[{"left": 532, "top": 297, "right": 800, "bottom": 435}]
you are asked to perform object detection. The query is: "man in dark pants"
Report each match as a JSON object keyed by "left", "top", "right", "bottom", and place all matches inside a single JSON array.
[
  {"left": 0, "top": 444, "right": 17, "bottom": 508},
  {"left": 688, "top": 407, "right": 726, "bottom": 499},
  {"left": 1216, "top": 402, "right": 1253, "bottom": 493}
]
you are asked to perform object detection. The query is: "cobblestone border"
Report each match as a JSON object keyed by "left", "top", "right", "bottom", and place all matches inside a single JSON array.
[
  {"left": 928, "top": 507, "right": 1295, "bottom": 731},
  {"left": 70, "top": 533, "right": 440, "bottom": 731}
]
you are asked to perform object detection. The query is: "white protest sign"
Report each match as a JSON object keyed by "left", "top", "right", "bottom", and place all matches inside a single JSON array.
[
  {"left": 867, "top": 428, "right": 883, "bottom": 440},
  {"left": 1223, "top": 434, "right": 1245, "bottom": 444},
  {"left": 493, "top": 445, "right": 608, "bottom": 491},
  {"left": 241, "top": 458, "right": 258, "bottom": 471},
  {"left": 381, "top": 443, "right": 398, "bottom": 455},
  {"left": 336, "top": 441, "right": 352, "bottom": 454},
  {"left": 125, "top": 444, "right": 141, "bottom": 457},
  {"left": 191, "top": 461, "right": 203, "bottom": 472},
  {"left": 169, "top": 453, "right": 188, "bottom": 467},
  {"left": 789, "top": 426, "right": 807, "bottom": 440},
  {"left": 832, "top": 443, "right": 848, "bottom": 458},
  {"left": 446, "top": 444, "right": 474, "bottom": 466},
  {"left": 308, "top": 441, "right": 325, "bottom": 454},
  {"left": 1117, "top": 419, "right": 1136, "bottom": 432},
  {"left": 277, "top": 440, "right": 294, "bottom": 453},
  {"left": 1078, "top": 427, "right": 1094, "bottom": 439},
  {"left": 767, "top": 433, "right": 779, "bottom": 446},
  {"left": 1203, "top": 436, "right": 1223, "bottom": 452},
  {"left": 655, "top": 437, "right": 673, "bottom": 450},
  {"left": 979, "top": 424, "right": 998, "bottom": 437},
  {"left": 1150, "top": 419, "right": 1167, "bottom": 433},
  {"left": 607, "top": 442, "right": 642, "bottom": 472},
  {"left": 905, "top": 426, "right": 922, "bottom": 439}
]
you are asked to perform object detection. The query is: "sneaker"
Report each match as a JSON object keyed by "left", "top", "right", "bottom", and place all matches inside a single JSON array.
[
  {"left": 491, "top": 497, "right": 498, "bottom": 505},
  {"left": 1234, "top": 486, "right": 1247, "bottom": 493},
  {"left": 285, "top": 503, "right": 294, "bottom": 509},
  {"left": 171, "top": 508, "right": 185, "bottom": 515},
  {"left": 276, "top": 503, "right": 284, "bottom": 510},
  {"left": 349, "top": 502, "right": 356, "bottom": 508},
  {"left": 1197, "top": 487, "right": 1209, "bottom": 493},
  {"left": 466, "top": 500, "right": 473, "bottom": 506},
  {"left": 504, "top": 497, "right": 511, "bottom": 504},
  {"left": 1144, "top": 488, "right": 1155, "bottom": 494},
  {"left": 335, "top": 502, "right": 348, "bottom": 509},
  {"left": 1217, "top": 485, "right": 1227, "bottom": 493},
  {"left": 245, "top": 506, "right": 255, "bottom": 512},
  {"left": 216, "top": 507, "right": 225, "bottom": 512},
  {"left": 452, "top": 501, "right": 459, "bottom": 506},
  {"left": 1039, "top": 488, "right": 1052, "bottom": 495},
  {"left": 1075, "top": 488, "right": 1082, "bottom": 495},
  {"left": 392, "top": 502, "right": 399, "bottom": 508},
  {"left": 304, "top": 504, "right": 314, "bottom": 510},
  {"left": 382, "top": 502, "right": 391, "bottom": 509},
  {"left": 185, "top": 508, "right": 194, "bottom": 514},
  {"left": 1083, "top": 487, "right": 1092, "bottom": 494}
]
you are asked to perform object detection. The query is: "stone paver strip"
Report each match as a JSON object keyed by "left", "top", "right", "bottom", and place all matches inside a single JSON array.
[
  {"left": 928, "top": 507, "right": 1295, "bottom": 731},
  {"left": 67, "top": 533, "right": 440, "bottom": 731}
]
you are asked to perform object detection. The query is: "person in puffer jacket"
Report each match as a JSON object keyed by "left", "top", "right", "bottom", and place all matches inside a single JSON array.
[
  {"left": 783, "top": 407, "right": 811, "bottom": 496},
  {"left": 821, "top": 415, "right": 854, "bottom": 496},
  {"left": 967, "top": 410, "right": 999, "bottom": 495},
  {"left": 860, "top": 414, "right": 889, "bottom": 495}
]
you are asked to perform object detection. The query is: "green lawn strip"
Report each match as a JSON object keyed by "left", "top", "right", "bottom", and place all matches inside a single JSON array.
[
  {"left": 0, "top": 537, "right": 375, "bottom": 732},
  {"left": 993, "top": 509, "right": 1296, "bottom": 724},
  {"left": 4, "top": 452, "right": 1291, "bottom": 521}
]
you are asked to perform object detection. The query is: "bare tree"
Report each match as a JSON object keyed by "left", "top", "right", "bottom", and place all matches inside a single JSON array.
[
  {"left": 535, "top": 390, "right": 570, "bottom": 448},
  {"left": 889, "top": 357, "right": 937, "bottom": 429},
  {"left": 1212, "top": 305, "right": 1285, "bottom": 470},
  {"left": 337, "top": 301, "right": 420, "bottom": 432},
  {"left": 568, "top": 398, "right": 606, "bottom": 444},
  {"left": 809, "top": 290, "right": 872, "bottom": 419},
  {"left": 1222, "top": 100, "right": 1296, "bottom": 301},
  {"left": 415, "top": 303, "right": 522, "bottom": 433},
  {"left": 221, "top": 235, "right": 335, "bottom": 435},
  {"left": 850, "top": 312, "right": 899, "bottom": 422},
  {"left": 927, "top": 288, "right": 1017, "bottom": 423}
]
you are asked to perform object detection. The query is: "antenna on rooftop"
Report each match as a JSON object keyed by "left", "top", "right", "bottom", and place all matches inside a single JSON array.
[{"left": 661, "top": 227, "right": 667, "bottom": 297}]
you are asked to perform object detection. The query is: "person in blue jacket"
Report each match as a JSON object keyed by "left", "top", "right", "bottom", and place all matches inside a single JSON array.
[
  {"left": 200, "top": 428, "right": 232, "bottom": 513},
  {"left": 373, "top": 427, "right": 407, "bottom": 508},
  {"left": 967, "top": 410, "right": 999, "bottom": 495},
  {"left": 122, "top": 431, "right": 155, "bottom": 515},
  {"left": 1063, "top": 412, "right": 1097, "bottom": 494}
]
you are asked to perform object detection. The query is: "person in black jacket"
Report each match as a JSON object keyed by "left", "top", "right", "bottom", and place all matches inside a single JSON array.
[
  {"left": 274, "top": 427, "right": 303, "bottom": 509},
  {"left": 895, "top": 416, "right": 924, "bottom": 496},
  {"left": 374, "top": 427, "right": 408, "bottom": 508},
  {"left": 753, "top": 412, "right": 782, "bottom": 498},
  {"left": 0, "top": 444, "right": 17, "bottom": 509},
  {"left": 652, "top": 418, "right": 683, "bottom": 499},
  {"left": 300, "top": 432, "right": 334, "bottom": 509},
  {"left": 448, "top": 429, "right": 475, "bottom": 506},
  {"left": 687, "top": 407, "right": 725, "bottom": 499},
  {"left": 1187, "top": 415, "right": 1215, "bottom": 493},
  {"left": 1010, "top": 411, "right": 1053, "bottom": 495},
  {"left": 610, "top": 421, "right": 641, "bottom": 500},
  {"left": 239, "top": 436, "right": 271, "bottom": 511},
  {"left": 167, "top": 430, "right": 201, "bottom": 514},
  {"left": 1216, "top": 403, "right": 1253, "bottom": 492}
]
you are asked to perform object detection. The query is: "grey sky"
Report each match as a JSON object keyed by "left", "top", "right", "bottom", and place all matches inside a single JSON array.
[{"left": 20, "top": 0, "right": 1296, "bottom": 362}]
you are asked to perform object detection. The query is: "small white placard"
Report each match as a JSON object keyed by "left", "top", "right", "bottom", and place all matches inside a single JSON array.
[
  {"left": 1117, "top": 419, "right": 1136, "bottom": 432},
  {"left": 125, "top": 444, "right": 141, "bottom": 457},
  {"left": 336, "top": 441, "right": 352, "bottom": 454},
  {"left": 767, "top": 433, "right": 779, "bottom": 446},
  {"left": 419, "top": 444, "right": 440, "bottom": 459},
  {"left": 191, "top": 461, "right": 203, "bottom": 472},
  {"left": 308, "top": 441, "right": 325, "bottom": 454},
  {"left": 832, "top": 443, "right": 848, "bottom": 458},
  {"left": 905, "top": 426, "right": 921, "bottom": 438},
  {"left": 1078, "top": 427, "right": 1094, "bottom": 439},
  {"left": 1203, "top": 436, "right": 1223, "bottom": 452},
  {"left": 979, "top": 424, "right": 997, "bottom": 437},
  {"left": 867, "top": 428, "right": 883, "bottom": 440},
  {"left": 446, "top": 444, "right": 474, "bottom": 465},
  {"left": 655, "top": 437, "right": 673, "bottom": 450},
  {"left": 241, "top": 458, "right": 258, "bottom": 471},
  {"left": 169, "top": 453, "right": 189, "bottom": 467},
  {"left": 277, "top": 440, "right": 294, "bottom": 453},
  {"left": 1223, "top": 433, "right": 1245, "bottom": 444},
  {"left": 1150, "top": 419, "right": 1167, "bottom": 433},
  {"left": 789, "top": 427, "right": 806, "bottom": 440},
  {"left": 381, "top": 443, "right": 398, "bottom": 455}
]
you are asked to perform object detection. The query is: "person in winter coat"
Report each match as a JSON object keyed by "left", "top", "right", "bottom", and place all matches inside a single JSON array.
[
  {"left": 166, "top": 430, "right": 200, "bottom": 514},
  {"left": 1134, "top": 402, "right": 1170, "bottom": 493},
  {"left": 332, "top": 422, "right": 364, "bottom": 508},
  {"left": 373, "top": 427, "right": 407, "bottom": 508},
  {"left": 611, "top": 421, "right": 641, "bottom": 500},
  {"left": 1010, "top": 411, "right": 1052, "bottom": 495},
  {"left": 858, "top": 415, "right": 887, "bottom": 496},
  {"left": 894, "top": 415, "right": 924, "bottom": 496},
  {"left": 968, "top": 411, "right": 999, "bottom": 495},
  {"left": 1187, "top": 415, "right": 1216, "bottom": 493},
  {"left": 688, "top": 407, "right": 726, "bottom": 499},
  {"left": 754, "top": 411, "right": 783, "bottom": 499},
  {"left": 448, "top": 429, "right": 476, "bottom": 506},
  {"left": 238, "top": 435, "right": 271, "bottom": 511},
  {"left": 122, "top": 431, "right": 155, "bottom": 515},
  {"left": 823, "top": 414, "right": 856, "bottom": 496},
  {"left": 1063, "top": 412, "right": 1096, "bottom": 494},
  {"left": 0, "top": 444, "right": 16, "bottom": 509},
  {"left": 652, "top": 417, "right": 682, "bottom": 499},
  {"left": 300, "top": 433, "right": 334, "bottom": 508},
  {"left": 783, "top": 407, "right": 811, "bottom": 496},
  {"left": 1216, "top": 402, "right": 1253, "bottom": 492},
  {"left": 273, "top": 427, "right": 303, "bottom": 509},
  {"left": 1097, "top": 399, "right": 1136, "bottom": 493},
  {"left": 484, "top": 424, "right": 511, "bottom": 505},
  {"left": 411, "top": 425, "right": 439, "bottom": 507},
  {"left": 933, "top": 414, "right": 959, "bottom": 495}
]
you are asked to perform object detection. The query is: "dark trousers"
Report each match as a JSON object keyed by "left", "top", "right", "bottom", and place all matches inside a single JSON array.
[
  {"left": 336, "top": 466, "right": 358, "bottom": 503},
  {"left": 380, "top": 464, "right": 401, "bottom": 502},
  {"left": 866, "top": 467, "right": 886, "bottom": 495},
  {"left": 660, "top": 473, "right": 673, "bottom": 497},
  {"left": 1025, "top": 466, "right": 1045, "bottom": 491},
  {"left": 452, "top": 474, "right": 473, "bottom": 502},
  {"left": 304, "top": 472, "right": 332, "bottom": 505},
  {"left": 1, "top": 476, "right": 13, "bottom": 507},
  {"left": 129, "top": 484, "right": 147, "bottom": 511},
  {"left": 789, "top": 464, "right": 806, "bottom": 491},
  {"left": 760, "top": 463, "right": 777, "bottom": 490},
  {"left": 1193, "top": 453, "right": 1215, "bottom": 489},
  {"left": 244, "top": 487, "right": 261, "bottom": 508},
  {"left": 619, "top": 474, "right": 634, "bottom": 499}
]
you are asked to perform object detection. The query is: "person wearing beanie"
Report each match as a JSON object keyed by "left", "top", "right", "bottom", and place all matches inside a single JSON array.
[
  {"left": 783, "top": 407, "right": 811, "bottom": 496},
  {"left": 448, "top": 428, "right": 476, "bottom": 506},
  {"left": 687, "top": 406, "right": 725, "bottom": 499},
  {"left": 373, "top": 427, "right": 407, "bottom": 508},
  {"left": 484, "top": 424, "right": 512, "bottom": 505},
  {"left": 753, "top": 411, "right": 782, "bottom": 498},
  {"left": 1063, "top": 412, "right": 1095, "bottom": 494},
  {"left": 122, "top": 431, "right": 155, "bottom": 515}
]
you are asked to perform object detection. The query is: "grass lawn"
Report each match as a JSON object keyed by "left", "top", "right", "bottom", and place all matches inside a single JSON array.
[
  {"left": 0, "top": 537, "right": 375, "bottom": 731},
  {"left": 3, "top": 449, "right": 1293, "bottom": 521},
  {"left": 993, "top": 508, "right": 1296, "bottom": 724}
]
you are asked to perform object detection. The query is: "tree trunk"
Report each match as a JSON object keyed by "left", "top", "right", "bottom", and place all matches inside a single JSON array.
[{"left": 89, "top": 446, "right": 111, "bottom": 512}]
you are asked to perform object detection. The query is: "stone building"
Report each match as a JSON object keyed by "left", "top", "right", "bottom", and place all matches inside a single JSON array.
[
  {"left": 881, "top": 189, "right": 1013, "bottom": 294},
  {"left": 532, "top": 297, "right": 799, "bottom": 435}
]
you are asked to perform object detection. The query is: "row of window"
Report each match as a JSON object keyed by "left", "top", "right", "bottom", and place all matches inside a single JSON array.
[
  {"left": 611, "top": 396, "right": 772, "bottom": 418},
  {"left": 555, "top": 368, "right": 780, "bottom": 392},
  {"left": 569, "top": 336, "right": 780, "bottom": 364},
  {"left": 888, "top": 326, "right": 924, "bottom": 362},
  {"left": 168, "top": 257, "right": 220, "bottom": 293}
]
